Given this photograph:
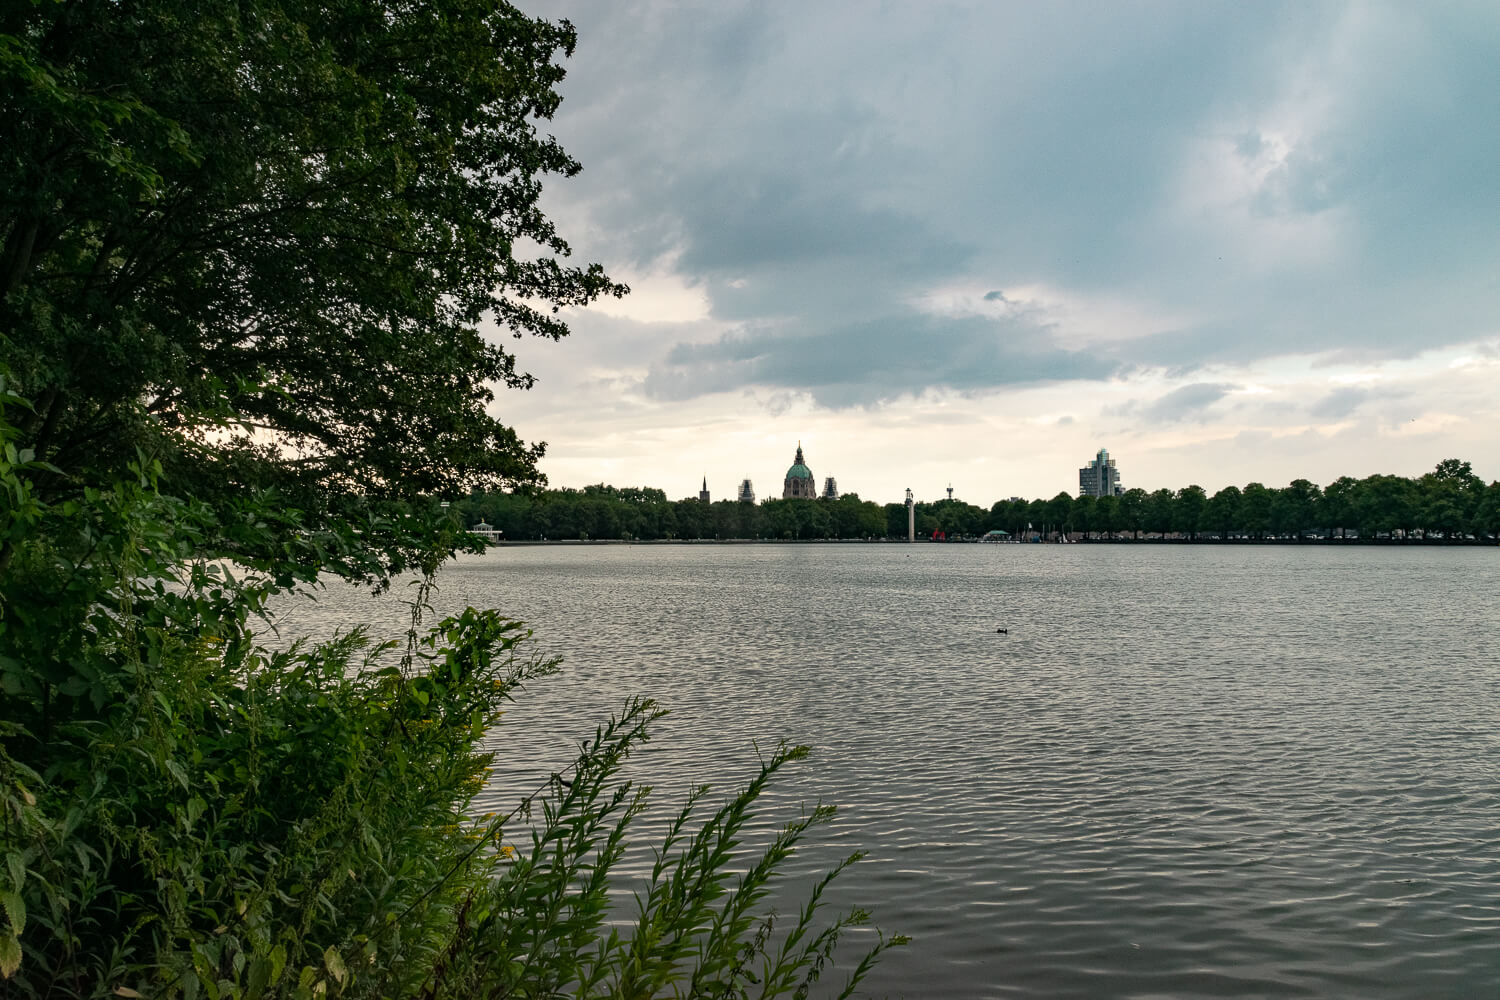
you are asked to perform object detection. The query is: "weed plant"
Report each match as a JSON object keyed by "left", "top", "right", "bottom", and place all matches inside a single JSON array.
[{"left": 0, "top": 388, "right": 904, "bottom": 998}]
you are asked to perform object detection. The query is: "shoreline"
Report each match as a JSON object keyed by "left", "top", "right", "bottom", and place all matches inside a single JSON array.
[{"left": 487, "top": 536, "right": 1498, "bottom": 547}]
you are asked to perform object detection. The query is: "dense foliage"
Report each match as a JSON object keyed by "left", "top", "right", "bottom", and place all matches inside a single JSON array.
[
  {"left": 461, "top": 460, "right": 1500, "bottom": 543},
  {"left": 1, "top": 0, "right": 625, "bottom": 580},
  {"left": 0, "top": 413, "right": 902, "bottom": 997},
  {"left": 1, "top": 2, "right": 902, "bottom": 997},
  {"left": 983, "top": 460, "right": 1500, "bottom": 541},
  {"left": 459, "top": 487, "right": 892, "bottom": 542}
]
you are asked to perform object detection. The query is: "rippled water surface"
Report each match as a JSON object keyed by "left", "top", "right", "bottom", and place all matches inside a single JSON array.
[{"left": 274, "top": 543, "right": 1500, "bottom": 998}]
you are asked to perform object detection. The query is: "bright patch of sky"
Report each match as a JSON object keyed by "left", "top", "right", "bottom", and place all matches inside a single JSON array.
[{"left": 493, "top": 0, "right": 1500, "bottom": 503}]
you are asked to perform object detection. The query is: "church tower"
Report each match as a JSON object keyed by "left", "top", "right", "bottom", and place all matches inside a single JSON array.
[
  {"left": 782, "top": 442, "right": 817, "bottom": 499},
  {"left": 699, "top": 477, "right": 710, "bottom": 503}
]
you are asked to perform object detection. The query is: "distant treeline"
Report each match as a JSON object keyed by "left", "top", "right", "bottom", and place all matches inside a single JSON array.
[{"left": 455, "top": 459, "right": 1500, "bottom": 542}]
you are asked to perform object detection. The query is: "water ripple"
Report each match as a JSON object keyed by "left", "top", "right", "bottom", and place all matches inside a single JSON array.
[{"left": 272, "top": 544, "right": 1500, "bottom": 999}]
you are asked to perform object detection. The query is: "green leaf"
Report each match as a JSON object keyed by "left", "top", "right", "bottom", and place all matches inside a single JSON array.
[
  {"left": 324, "top": 946, "right": 346, "bottom": 987},
  {"left": 164, "top": 758, "right": 190, "bottom": 791},
  {"left": 3, "top": 855, "right": 22, "bottom": 892},
  {"left": 0, "top": 891, "right": 23, "bottom": 935},
  {"left": 0, "top": 932, "right": 18, "bottom": 979},
  {"left": 245, "top": 957, "right": 272, "bottom": 1000}
]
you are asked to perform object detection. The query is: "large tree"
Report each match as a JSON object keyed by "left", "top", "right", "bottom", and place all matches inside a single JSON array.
[
  {"left": 1323, "top": 475, "right": 1359, "bottom": 539},
  {"left": 1145, "top": 487, "right": 1175, "bottom": 537},
  {"left": 1272, "top": 478, "right": 1322, "bottom": 540},
  {"left": 1117, "top": 487, "right": 1147, "bottom": 539},
  {"left": 1071, "top": 493, "right": 1096, "bottom": 539},
  {"left": 1173, "top": 484, "right": 1207, "bottom": 540},
  {"left": 0, "top": 8, "right": 912, "bottom": 995},
  {"left": 1206, "top": 485, "right": 1242, "bottom": 540},
  {"left": 1476, "top": 480, "right": 1500, "bottom": 540},
  {"left": 1355, "top": 474, "right": 1418, "bottom": 538},
  {"left": 1418, "top": 458, "right": 1484, "bottom": 538},
  {"left": 2, "top": 0, "right": 623, "bottom": 573},
  {"left": 1240, "top": 482, "right": 1273, "bottom": 540}
]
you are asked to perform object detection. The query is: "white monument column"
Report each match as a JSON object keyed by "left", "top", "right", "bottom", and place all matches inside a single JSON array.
[{"left": 905, "top": 488, "right": 914, "bottom": 542}]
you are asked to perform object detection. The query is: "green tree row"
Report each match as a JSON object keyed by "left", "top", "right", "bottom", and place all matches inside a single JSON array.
[
  {"left": 994, "top": 459, "right": 1500, "bottom": 541},
  {"left": 465, "top": 459, "right": 1500, "bottom": 542},
  {"left": 458, "top": 486, "right": 890, "bottom": 541}
]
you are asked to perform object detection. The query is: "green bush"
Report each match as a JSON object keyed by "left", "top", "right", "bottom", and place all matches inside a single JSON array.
[{"left": 0, "top": 393, "right": 904, "bottom": 998}]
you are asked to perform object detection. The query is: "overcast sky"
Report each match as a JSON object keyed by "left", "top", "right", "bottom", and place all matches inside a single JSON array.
[{"left": 491, "top": 0, "right": 1500, "bottom": 504}]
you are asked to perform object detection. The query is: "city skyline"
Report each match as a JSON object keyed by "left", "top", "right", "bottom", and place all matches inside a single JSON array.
[
  {"left": 604, "top": 440, "right": 1487, "bottom": 510},
  {"left": 494, "top": 2, "right": 1500, "bottom": 500}
]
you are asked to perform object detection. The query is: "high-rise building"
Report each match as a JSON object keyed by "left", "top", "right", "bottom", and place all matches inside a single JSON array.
[
  {"left": 737, "top": 479, "right": 756, "bottom": 503},
  {"left": 782, "top": 442, "right": 817, "bottom": 499},
  {"left": 1079, "top": 448, "right": 1122, "bottom": 497},
  {"left": 821, "top": 476, "right": 838, "bottom": 500},
  {"left": 699, "top": 477, "right": 710, "bottom": 503}
]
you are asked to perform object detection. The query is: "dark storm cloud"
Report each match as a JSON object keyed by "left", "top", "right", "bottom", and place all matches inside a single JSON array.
[
  {"left": 644, "top": 312, "right": 1116, "bottom": 408},
  {"left": 672, "top": 170, "right": 973, "bottom": 283},
  {"left": 536, "top": 0, "right": 1500, "bottom": 404}
]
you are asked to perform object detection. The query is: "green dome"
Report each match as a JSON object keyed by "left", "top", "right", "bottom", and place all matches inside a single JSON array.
[{"left": 785, "top": 463, "right": 813, "bottom": 480}]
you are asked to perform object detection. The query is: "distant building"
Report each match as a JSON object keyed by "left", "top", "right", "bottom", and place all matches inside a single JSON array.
[
  {"left": 738, "top": 478, "right": 756, "bottom": 503},
  {"left": 1079, "top": 447, "right": 1123, "bottom": 497},
  {"left": 699, "top": 477, "right": 710, "bottom": 503},
  {"left": 821, "top": 476, "right": 839, "bottom": 500},
  {"left": 783, "top": 442, "right": 817, "bottom": 499}
]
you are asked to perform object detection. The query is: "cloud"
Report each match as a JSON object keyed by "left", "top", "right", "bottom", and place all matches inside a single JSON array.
[
  {"left": 1126, "top": 382, "right": 1238, "bottom": 424},
  {"left": 503, "top": 1, "right": 1500, "bottom": 500},
  {"left": 1306, "top": 381, "right": 1420, "bottom": 421},
  {"left": 1308, "top": 386, "right": 1369, "bottom": 420},
  {"left": 537, "top": 0, "right": 1500, "bottom": 396},
  {"left": 643, "top": 311, "right": 1116, "bottom": 408}
]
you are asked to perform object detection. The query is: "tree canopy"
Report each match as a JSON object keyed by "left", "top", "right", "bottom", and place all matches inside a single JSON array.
[
  {"left": 488, "top": 458, "right": 1500, "bottom": 544},
  {"left": 0, "top": 6, "right": 906, "bottom": 996},
  {"left": 2, "top": 0, "right": 623, "bottom": 576}
]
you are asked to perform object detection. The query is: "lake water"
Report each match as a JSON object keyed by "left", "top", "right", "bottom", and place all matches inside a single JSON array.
[{"left": 272, "top": 543, "right": 1500, "bottom": 998}]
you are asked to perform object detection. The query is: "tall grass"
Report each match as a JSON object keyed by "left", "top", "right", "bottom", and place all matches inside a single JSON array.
[{"left": 0, "top": 392, "right": 904, "bottom": 998}]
